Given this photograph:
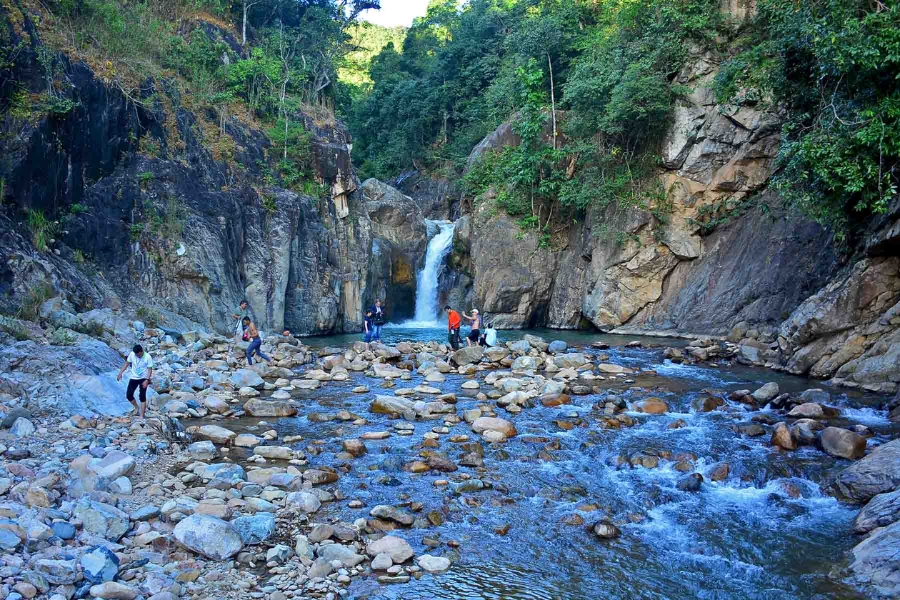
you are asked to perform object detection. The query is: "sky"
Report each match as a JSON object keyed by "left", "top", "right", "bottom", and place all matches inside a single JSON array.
[{"left": 360, "top": 0, "right": 430, "bottom": 28}]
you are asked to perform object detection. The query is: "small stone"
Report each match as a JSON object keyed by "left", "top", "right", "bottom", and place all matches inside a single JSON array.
[{"left": 89, "top": 582, "right": 137, "bottom": 600}]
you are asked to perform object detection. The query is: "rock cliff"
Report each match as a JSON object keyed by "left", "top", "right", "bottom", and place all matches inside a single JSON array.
[
  {"left": 0, "top": 1, "right": 385, "bottom": 336},
  {"left": 446, "top": 46, "right": 900, "bottom": 391}
]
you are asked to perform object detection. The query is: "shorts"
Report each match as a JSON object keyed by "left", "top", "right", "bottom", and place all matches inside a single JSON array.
[{"left": 468, "top": 329, "right": 481, "bottom": 342}]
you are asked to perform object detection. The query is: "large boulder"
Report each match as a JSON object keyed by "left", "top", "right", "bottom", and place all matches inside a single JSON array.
[
  {"left": 366, "top": 535, "right": 414, "bottom": 563},
  {"left": 819, "top": 427, "right": 867, "bottom": 460},
  {"left": 854, "top": 489, "right": 900, "bottom": 534},
  {"left": 471, "top": 417, "right": 517, "bottom": 438},
  {"left": 232, "top": 514, "right": 277, "bottom": 545},
  {"left": 173, "top": 515, "right": 243, "bottom": 560},
  {"left": 230, "top": 369, "right": 265, "bottom": 389},
  {"left": 243, "top": 399, "right": 297, "bottom": 417},
  {"left": 370, "top": 395, "right": 417, "bottom": 420},
  {"left": 832, "top": 439, "right": 900, "bottom": 503},
  {"left": 194, "top": 425, "right": 237, "bottom": 444},
  {"left": 848, "top": 520, "right": 900, "bottom": 599},
  {"left": 89, "top": 450, "right": 136, "bottom": 480},
  {"left": 553, "top": 353, "right": 588, "bottom": 369},
  {"left": 452, "top": 345, "right": 484, "bottom": 366}
]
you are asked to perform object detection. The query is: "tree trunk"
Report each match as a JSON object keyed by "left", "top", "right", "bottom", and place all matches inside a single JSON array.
[
  {"left": 547, "top": 53, "right": 557, "bottom": 149},
  {"left": 242, "top": 2, "right": 248, "bottom": 46}
]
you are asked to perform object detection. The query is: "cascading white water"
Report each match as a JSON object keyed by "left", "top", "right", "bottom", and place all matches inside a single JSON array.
[{"left": 411, "top": 220, "right": 456, "bottom": 325}]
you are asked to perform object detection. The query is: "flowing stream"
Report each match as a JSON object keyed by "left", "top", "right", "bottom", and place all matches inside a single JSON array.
[
  {"left": 412, "top": 221, "right": 456, "bottom": 325},
  {"left": 196, "top": 328, "right": 895, "bottom": 599}
]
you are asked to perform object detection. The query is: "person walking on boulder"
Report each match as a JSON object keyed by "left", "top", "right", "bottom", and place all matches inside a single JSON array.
[
  {"left": 462, "top": 308, "right": 482, "bottom": 347},
  {"left": 445, "top": 305, "right": 462, "bottom": 350},
  {"left": 117, "top": 344, "right": 154, "bottom": 419},
  {"left": 242, "top": 316, "right": 271, "bottom": 365}
]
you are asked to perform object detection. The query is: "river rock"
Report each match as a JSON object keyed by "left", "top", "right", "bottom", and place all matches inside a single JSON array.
[
  {"left": 343, "top": 439, "right": 368, "bottom": 457},
  {"left": 540, "top": 393, "right": 571, "bottom": 407},
  {"left": 751, "top": 382, "right": 779, "bottom": 403},
  {"left": 74, "top": 499, "right": 130, "bottom": 541},
  {"left": 507, "top": 340, "right": 532, "bottom": 355},
  {"left": 484, "top": 348, "right": 510, "bottom": 362},
  {"left": 367, "top": 535, "right": 414, "bottom": 563},
  {"left": 285, "top": 491, "right": 321, "bottom": 514},
  {"left": 243, "top": 398, "right": 297, "bottom": 417},
  {"left": 633, "top": 398, "right": 668, "bottom": 414},
  {"left": 820, "top": 427, "right": 867, "bottom": 460},
  {"left": 81, "top": 546, "right": 119, "bottom": 584},
  {"left": 253, "top": 445, "right": 294, "bottom": 460},
  {"left": 318, "top": 543, "right": 366, "bottom": 567},
  {"left": 371, "top": 395, "right": 417, "bottom": 420},
  {"left": 89, "top": 582, "right": 137, "bottom": 600},
  {"left": 452, "top": 346, "right": 484, "bottom": 366},
  {"left": 187, "top": 441, "right": 217, "bottom": 461},
  {"left": 173, "top": 515, "right": 243, "bottom": 560},
  {"left": 89, "top": 450, "right": 135, "bottom": 479},
  {"left": 597, "top": 363, "right": 633, "bottom": 374},
  {"left": 832, "top": 439, "right": 900, "bottom": 503},
  {"left": 848, "top": 520, "right": 900, "bottom": 599},
  {"left": 771, "top": 422, "right": 797, "bottom": 451},
  {"left": 788, "top": 403, "right": 825, "bottom": 419},
  {"left": 34, "top": 558, "right": 78, "bottom": 584},
  {"left": 791, "top": 419, "right": 826, "bottom": 445},
  {"left": 230, "top": 369, "right": 264, "bottom": 389},
  {"left": 854, "top": 489, "right": 900, "bottom": 534},
  {"left": 371, "top": 553, "right": 393, "bottom": 570},
  {"left": 548, "top": 340, "right": 568, "bottom": 354},
  {"left": 691, "top": 395, "right": 724, "bottom": 413},
  {"left": 10, "top": 417, "right": 35, "bottom": 438},
  {"left": 677, "top": 473, "right": 704, "bottom": 492},
  {"left": 511, "top": 356, "right": 539, "bottom": 371},
  {"left": 554, "top": 353, "right": 588, "bottom": 369},
  {"left": 195, "top": 425, "right": 236, "bottom": 444},
  {"left": 370, "top": 505, "right": 415, "bottom": 526},
  {"left": 232, "top": 513, "right": 277, "bottom": 544},
  {"left": 472, "top": 417, "right": 517, "bottom": 438},
  {"left": 417, "top": 554, "right": 451, "bottom": 573},
  {"left": 592, "top": 520, "right": 621, "bottom": 539},
  {"left": 233, "top": 434, "right": 263, "bottom": 448}
]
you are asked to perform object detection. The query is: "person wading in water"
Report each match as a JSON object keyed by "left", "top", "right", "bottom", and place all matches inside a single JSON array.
[
  {"left": 462, "top": 308, "right": 482, "bottom": 347},
  {"left": 445, "top": 305, "right": 462, "bottom": 350}
]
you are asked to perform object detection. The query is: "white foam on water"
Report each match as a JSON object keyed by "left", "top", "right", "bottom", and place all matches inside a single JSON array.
[{"left": 837, "top": 406, "right": 890, "bottom": 425}]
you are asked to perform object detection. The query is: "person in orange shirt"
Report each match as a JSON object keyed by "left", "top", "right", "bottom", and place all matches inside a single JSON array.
[{"left": 445, "top": 305, "right": 462, "bottom": 350}]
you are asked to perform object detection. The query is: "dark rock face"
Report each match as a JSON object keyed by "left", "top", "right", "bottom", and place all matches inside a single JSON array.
[
  {"left": 361, "top": 179, "right": 427, "bottom": 321},
  {"left": 0, "top": 4, "right": 378, "bottom": 335},
  {"left": 391, "top": 170, "right": 460, "bottom": 221}
]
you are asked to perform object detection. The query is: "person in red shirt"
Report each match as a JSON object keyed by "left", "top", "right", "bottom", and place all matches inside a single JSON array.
[{"left": 445, "top": 305, "right": 462, "bottom": 350}]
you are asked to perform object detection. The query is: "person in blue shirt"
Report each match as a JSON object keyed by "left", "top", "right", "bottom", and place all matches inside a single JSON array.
[{"left": 363, "top": 309, "right": 375, "bottom": 351}]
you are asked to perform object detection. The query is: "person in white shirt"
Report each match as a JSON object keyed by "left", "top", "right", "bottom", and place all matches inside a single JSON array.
[
  {"left": 483, "top": 323, "right": 498, "bottom": 347},
  {"left": 117, "top": 344, "right": 154, "bottom": 418}
]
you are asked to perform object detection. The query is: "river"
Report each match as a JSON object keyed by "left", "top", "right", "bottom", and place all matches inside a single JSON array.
[{"left": 207, "top": 326, "right": 893, "bottom": 599}]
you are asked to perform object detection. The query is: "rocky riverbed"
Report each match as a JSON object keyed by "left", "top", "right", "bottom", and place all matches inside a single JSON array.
[{"left": 1, "top": 327, "right": 899, "bottom": 600}]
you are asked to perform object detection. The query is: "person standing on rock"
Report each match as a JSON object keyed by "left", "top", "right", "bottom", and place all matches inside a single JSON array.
[
  {"left": 242, "top": 316, "right": 271, "bottom": 365},
  {"left": 117, "top": 344, "right": 154, "bottom": 419},
  {"left": 445, "top": 305, "right": 462, "bottom": 350},
  {"left": 462, "top": 308, "right": 482, "bottom": 347},
  {"left": 363, "top": 308, "right": 375, "bottom": 351},
  {"left": 370, "top": 299, "right": 386, "bottom": 342}
]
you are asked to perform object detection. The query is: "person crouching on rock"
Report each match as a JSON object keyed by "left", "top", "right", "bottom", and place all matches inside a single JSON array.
[
  {"left": 445, "top": 305, "right": 462, "bottom": 350},
  {"left": 117, "top": 344, "right": 154, "bottom": 419},
  {"left": 462, "top": 308, "right": 482, "bottom": 347},
  {"left": 243, "top": 317, "right": 271, "bottom": 365},
  {"left": 363, "top": 309, "right": 375, "bottom": 351},
  {"left": 482, "top": 322, "right": 497, "bottom": 347}
]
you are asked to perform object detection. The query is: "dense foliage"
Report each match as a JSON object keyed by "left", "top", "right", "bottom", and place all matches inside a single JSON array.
[
  {"left": 348, "top": 0, "right": 723, "bottom": 231},
  {"left": 14, "top": 0, "right": 379, "bottom": 194},
  {"left": 349, "top": 0, "right": 900, "bottom": 243},
  {"left": 715, "top": 0, "right": 900, "bottom": 240}
]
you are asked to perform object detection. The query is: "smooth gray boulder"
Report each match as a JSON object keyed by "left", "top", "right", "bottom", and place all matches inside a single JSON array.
[{"left": 172, "top": 515, "right": 243, "bottom": 560}]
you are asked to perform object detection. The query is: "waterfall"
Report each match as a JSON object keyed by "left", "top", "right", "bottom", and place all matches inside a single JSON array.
[{"left": 412, "top": 220, "right": 456, "bottom": 325}]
